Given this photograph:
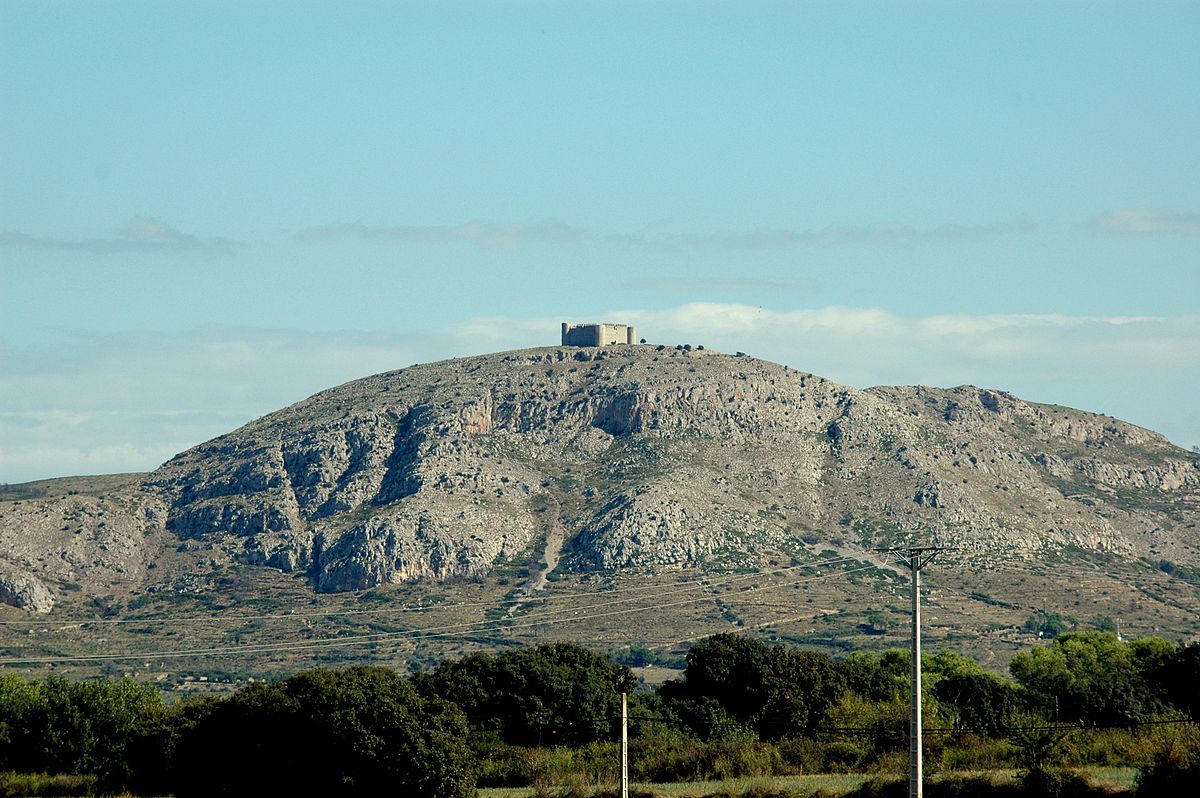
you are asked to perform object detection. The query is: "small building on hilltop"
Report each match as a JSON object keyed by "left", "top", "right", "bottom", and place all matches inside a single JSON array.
[{"left": 561, "top": 322, "right": 638, "bottom": 347}]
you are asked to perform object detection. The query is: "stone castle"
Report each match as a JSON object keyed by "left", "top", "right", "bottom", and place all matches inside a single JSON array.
[{"left": 561, "top": 322, "right": 638, "bottom": 347}]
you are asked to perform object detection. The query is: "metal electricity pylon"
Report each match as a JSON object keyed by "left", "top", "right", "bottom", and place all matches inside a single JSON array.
[{"left": 878, "top": 545, "right": 949, "bottom": 798}]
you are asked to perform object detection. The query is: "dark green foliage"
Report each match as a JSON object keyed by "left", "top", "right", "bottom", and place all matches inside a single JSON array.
[
  {"left": 1023, "top": 611, "right": 1075, "bottom": 639},
  {"left": 469, "top": 730, "right": 532, "bottom": 787},
  {"left": 660, "top": 634, "right": 844, "bottom": 740},
  {"left": 1006, "top": 718, "right": 1073, "bottom": 793},
  {"left": 1009, "top": 632, "right": 1164, "bottom": 727},
  {"left": 5, "top": 633, "right": 1200, "bottom": 793},
  {"left": 613, "top": 644, "right": 658, "bottom": 667},
  {"left": 629, "top": 737, "right": 784, "bottom": 782},
  {"left": 413, "top": 642, "right": 637, "bottom": 747},
  {"left": 1015, "top": 768, "right": 1105, "bottom": 798},
  {"left": 934, "top": 671, "right": 1021, "bottom": 736},
  {"left": 469, "top": 737, "right": 619, "bottom": 788},
  {"left": 1093, "top": 615, "right": 1118, "bottom": 633},
  {"left": 840, "top": 651, "right": 907, "bottom": 702},
  {"left": 1135, "top": 722, "right": 1200, "bottom": 797},
  {"left": 173, "top": 666, "right": 474, "bottom": 798},
  {"left": 841, "top": 772, "right": 1112, "bottom": 797},
  {"left": 0, "top": 673, "right": 164, "bottom": 793},
  {"left": 0, "top": 675, "right": 41, "bottom": 773},
  {"left": 1158, "top": 641, "right": 1200, "bottom": 719}
]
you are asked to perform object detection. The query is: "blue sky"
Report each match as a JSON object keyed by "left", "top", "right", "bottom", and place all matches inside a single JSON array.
[{"left": 2, "top": 1, "right": 1198, "bottom": 482}]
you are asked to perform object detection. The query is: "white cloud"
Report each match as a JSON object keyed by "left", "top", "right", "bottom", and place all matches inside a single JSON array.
[
  {"left": 0, "top": 218, "right": 237, "bottom": 255},
  {"left": 615, "top": 304, "right": 1198, "bottom": 381},
  {"left": 1092, "top": 208, "right": 1200, "bottom": 236},
  {"left": 1, "top": 308, "right": 1196, "bottom": 483},
  {"left": 629, "top": 277, "right": 820, "bottom": 295},
  {"left": 294, "top": 217, "right": 1036, "bottom": 252},
  {"left": 294, "top": 220, "right": 588, "bottom": 250}
]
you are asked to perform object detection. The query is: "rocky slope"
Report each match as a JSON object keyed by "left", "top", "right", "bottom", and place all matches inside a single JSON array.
[{"left": 2, "top": 345, "right": 1198, "bottom": 614}]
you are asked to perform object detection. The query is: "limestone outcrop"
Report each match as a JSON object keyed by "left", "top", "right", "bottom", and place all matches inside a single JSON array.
[{"left": 0, "top": 564, "right": 55, "bottom": 613}]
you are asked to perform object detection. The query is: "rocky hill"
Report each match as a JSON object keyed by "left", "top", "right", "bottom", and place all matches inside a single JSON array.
[
  {"left": 0, "top": 348, "right": 1195, "bottom": 686},
  {"left": 2, "top": 345, "right": 1198, "bottom": 671}
]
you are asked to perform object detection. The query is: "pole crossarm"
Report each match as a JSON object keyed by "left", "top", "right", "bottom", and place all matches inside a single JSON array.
[{"left": 876, "top": 544, "right": 952, "bottom": 570}]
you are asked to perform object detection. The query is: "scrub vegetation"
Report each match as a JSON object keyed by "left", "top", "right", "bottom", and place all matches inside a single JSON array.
[{"left": 1, "top": 632, "right": 1199, "bottom": 796}]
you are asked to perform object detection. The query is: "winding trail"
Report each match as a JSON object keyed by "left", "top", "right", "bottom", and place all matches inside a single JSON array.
[{"left": 508, "top": 494, "right": 569, "bottom": 615}]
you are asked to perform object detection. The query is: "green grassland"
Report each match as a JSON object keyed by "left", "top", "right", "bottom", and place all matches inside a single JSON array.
[{"left": 478, "top": 767, "right": 1139, "bottom": 797}]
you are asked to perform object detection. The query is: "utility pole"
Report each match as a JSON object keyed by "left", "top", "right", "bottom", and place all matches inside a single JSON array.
[
  {"left": 879, "top": 545, "right": 948, "bottom": 798},
  {"left": 620, "top": 692, "right": 629, "bottom": 798}
]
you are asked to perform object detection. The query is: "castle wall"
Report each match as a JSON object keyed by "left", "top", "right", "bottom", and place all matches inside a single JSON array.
[{"left": 561, "top": 322, "right": 638, "bottom": 347}]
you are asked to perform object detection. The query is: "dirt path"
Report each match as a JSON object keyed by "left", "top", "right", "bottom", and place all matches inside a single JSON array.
[
  {"left": 529, "top": 519, "right": 565, "bottom": 592},
  {"left": 508, "top": 495, "right": 569, "bottom": 615}
]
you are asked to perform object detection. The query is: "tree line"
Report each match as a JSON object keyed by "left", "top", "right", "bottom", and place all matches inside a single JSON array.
[{"left": 1, "top": 632, "right": 1199, "bottom": 796}]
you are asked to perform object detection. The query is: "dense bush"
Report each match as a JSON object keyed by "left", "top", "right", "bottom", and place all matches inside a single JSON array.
[
  {"left": 629, "top": 736, "right": 784, "bottom": 782},
  {"left": 173, "top": 666, "right": 474, "bottom": 798},
  {"left": 0, "top": 673, "right": 164, "bottom": 793},
  {"left": 413, "top": 642, "right": 637, "bottom": 747},
  {"left": 932, "top": 670, "right": 1020, "bottom": 736},
  {"left": 1135, "top": 721, "right": 1200, "bottom": 797},
  {"left": 660, "top": 633, "right": 845, "bottom": 740},
  {"left": 842, "top": 772, "right": 1113, "bottom": 798},
  {"left": 1009, "top": 632, "right": 1166, "bottom": 727}
]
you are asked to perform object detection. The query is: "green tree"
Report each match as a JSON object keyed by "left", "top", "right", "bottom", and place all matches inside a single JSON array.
[
  {"left": 0, "top": 673, "right": 44, "bottom": 772},
  {"left": 838, "top": 651, "right": 905, "bottom": 702},
  {"left": 659, "top": 634, "right": 844, "bottom": 740},
  {"left": 1024, "top": 610, "right": 1075, "bottom": 638},
  {"left": 923, "top": 650, "right": 1020, "bottom": 736},
  {"left": 174, "top": 666, "right": 474, "bottom": 798},
  {"left": 933, "top": 669, "right": 1020, "bottom": 736},
  {"left": 1158, "top": 642, "right": 1200, "bottom": 719},
  {"left": 413, "top": 642, "right": 636, "bottom": 747},
  {"left": 47, "top": 676, "right": 164, "bottom": 788},
  {"left": 1010, "top": 631, "right": 1154, "bottom": 727}
]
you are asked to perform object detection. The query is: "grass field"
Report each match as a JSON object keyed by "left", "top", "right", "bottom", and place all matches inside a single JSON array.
[
  {"left": 477, "top": 767, "right": 1140, "bottom": 798},
  {"left": 480, "top": 774, "right": 871, "bottom": 798}
]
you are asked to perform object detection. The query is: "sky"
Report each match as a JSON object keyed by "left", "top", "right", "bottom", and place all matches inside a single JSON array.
[{"left": 1, "top": 1, "right": 1198, "bottom": 483}]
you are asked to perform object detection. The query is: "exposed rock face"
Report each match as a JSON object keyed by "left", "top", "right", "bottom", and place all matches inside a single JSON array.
[
  {"left": 0, "top": 564, "right": 55, "bottom": 613},
  {"left": 2, "top": 346, "right": 1198, "bottom": 608},
  {"left": 0, "top": 482, "right": 162, "bottom": 608}
]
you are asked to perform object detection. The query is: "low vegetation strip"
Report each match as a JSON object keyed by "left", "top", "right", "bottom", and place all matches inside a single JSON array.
[
  {"left": 476, "top": 769, "right": 1141, "bottom": 797},
  {"left": 480, "top": 774, "right": 873, "bottom": 797},
  {"left": 0, "top": 633, "right": 1197, "bottom": 796},
  {"left": 0, "top": 772, "right": 96, "bottom": 798}
]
